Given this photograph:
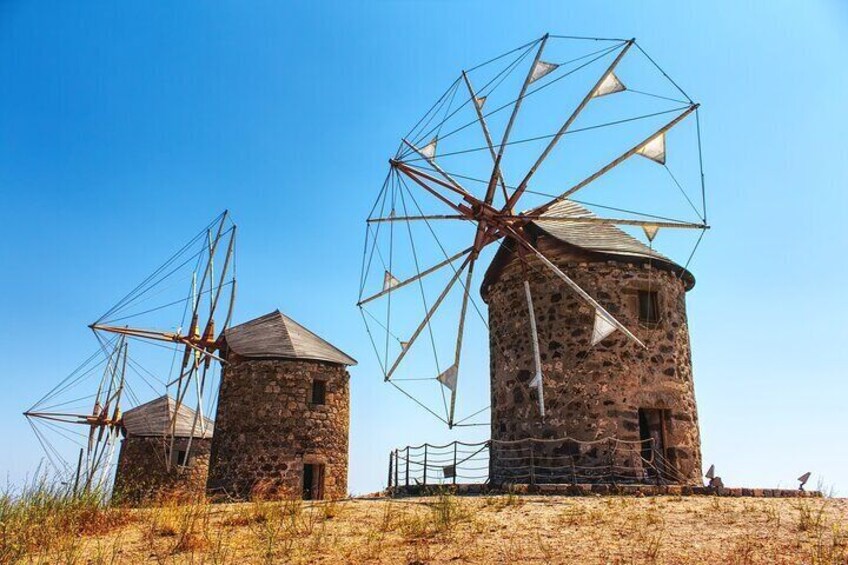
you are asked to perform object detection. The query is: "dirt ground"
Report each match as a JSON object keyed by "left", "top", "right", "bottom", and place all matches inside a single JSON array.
[{"left": 33, "top": 494, "right": 848, "bottom": 564}]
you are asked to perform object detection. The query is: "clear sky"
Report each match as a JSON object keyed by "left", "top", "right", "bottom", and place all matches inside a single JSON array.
[{"left": 1, "top": 1, "right": 846, "bottom": 496}]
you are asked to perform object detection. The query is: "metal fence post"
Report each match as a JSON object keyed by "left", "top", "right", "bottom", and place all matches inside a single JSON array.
[
  {"left": 529, "top": 439, "right": 536, "bottom": 487},
  {"left": 453, "top": 442, "right": 458, "bottom": 485},
  {"left": 388, "top": 450, "right": 394, "bottom": 489},
  {"left": 423, "top": 444, "right": 428, "bottom": 486},
  {"left": 394, "top": 449, "right": 399, "bottom": 489},
  {"left": 488, "top": 440, "right": 493, "bottom": 485}
]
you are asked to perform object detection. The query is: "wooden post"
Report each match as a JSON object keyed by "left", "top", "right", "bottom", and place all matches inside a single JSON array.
[
  {"left": 388, "top": 450, "right": 394, "bottom": 489},
  {"left": 453, "top": 442, "right": 458, "bottom": 485},
  {"left": 423, "top": 444, "right": 428, "bottom": 486},
  {"left": 405, "top": 447, "right": 410, "bottom": 488}
]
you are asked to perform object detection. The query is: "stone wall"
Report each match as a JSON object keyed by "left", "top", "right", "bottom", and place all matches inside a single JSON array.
[
  {"left": 484, "top": 237, "right": 702, "bottom": 484},
  {"left": 112, "top": 436, "right": 211, "bottom": 505},
  {"left": 206, "top": 358, "right": 350, "bottom": 500}
]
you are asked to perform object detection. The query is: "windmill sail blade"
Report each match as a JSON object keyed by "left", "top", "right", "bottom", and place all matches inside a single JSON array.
[
  {"left": 591, "top": 310, "right": 618, "bottom": 346},
  {"left": 420, "top": 137, "right": 438, "bottom": 159},
  {"left": 592, "top": 72, "right": 626, "bottom": 98},
  {"left": 437, "top": 364, "right": 458, "bottom": 392},
  {"left": 529, "top": 60, "right": 558, "bottom": 83},
  {"left": 383, "top": 271, "right": 400, "bottom": 292},
  {"left": 643, "top": 224, "right": 660, "bottom": 242},
  {"left": 523, "top": 281, "right": 545, "bottom": 418},
  {"left": 636, "top": 133, "right": 667, "bottom": 164}
]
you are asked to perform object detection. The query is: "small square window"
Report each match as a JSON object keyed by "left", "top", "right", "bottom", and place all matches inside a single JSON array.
[
  {"left": 638, "top": 290, "right": 660, "bottom": 324},
  {"left": 311, "top": 379, "right": 327, "bottom": 405}
]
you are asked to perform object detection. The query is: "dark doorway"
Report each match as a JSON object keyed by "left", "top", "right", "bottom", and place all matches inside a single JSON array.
[
  {"left": 302, "top": 463, "right": 325, "bottom": 500},
  {"left": 638, "top": 408, "right": 669, "bottom": 479}
]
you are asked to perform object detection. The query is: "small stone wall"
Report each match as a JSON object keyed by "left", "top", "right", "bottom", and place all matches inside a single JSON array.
[
  {"left": 484, "top": 237, "right": 702, "bottom": 484},
  {"left": 206, "top": 358, "right": 350, "bottom": 500},
  {"left": 112, "top": 436, "right": 211, "bottom": 505}
]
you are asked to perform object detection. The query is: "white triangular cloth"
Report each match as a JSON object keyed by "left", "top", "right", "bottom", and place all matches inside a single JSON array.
[
  {"left": 437, "top": 364, "right": 458, "bottom": 392},
  {"left": 591, "top": 309, "right": 617, "bottom": 346},
  {"left": 529, "top": 60, "right": 558, "bottom": 83},
  {"left": 383, "top": 271, "right": 400, "bottom": 291},
  {"left": 420, "top": 137, "right": 438, "bottom": 159},
  {"left": 592, "top": 72, "right": 626, "bottom": 98},
  {"left": 636, "top": 133, "right": 666, "bottom": 165},
  {"left": 643, "top": 224, "right": 660, "bottom": 242}
]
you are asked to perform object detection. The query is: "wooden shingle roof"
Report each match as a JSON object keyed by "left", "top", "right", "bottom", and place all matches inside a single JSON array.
[
  {"left": 121, "top": 395, "right": 214, "bottom": 438},
  {"left": 534, "top": 199, "right": 672, "bottom": 263},
  {"left": 223, "top": 310, "right": 357, "bottom": 366},
  {"left": 482, "top": 199, "right": 694, "bottom": 295}
]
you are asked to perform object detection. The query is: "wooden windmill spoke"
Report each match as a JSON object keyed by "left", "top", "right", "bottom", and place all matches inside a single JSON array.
[
  {"left": 367, "top": 214, "right": 467, "bottom": 223},
  {"left": 447, "top": 258, "right": 476, "bottom": 427},
  {"left": 502, "top": 224, "right": 645, "bottom": 348},
  {"left": 484, "top": 34, "right": 550, "bottom": 204},
  {"left": 385, "top": 254, "right": 472, "bottom": 380},
  {"left": 505, "top": 40, "right": 635, "bottom": 213},
  {"left": 528, "top": 104, "right": 699, "bottom": 216},
  {"left": 515, "top": 215, "right": 708, "bottom": 230},
  {"left": 401, "top": 139, "right": 473, "bottom": 198},
  {"left": 460, "top": 71, "right": 510, "bottom": 206},
  {"left": 357, "top": 247, "right": 473, "bottom": 306}
]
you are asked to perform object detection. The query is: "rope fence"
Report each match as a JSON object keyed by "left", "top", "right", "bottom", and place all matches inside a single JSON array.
[{"left": 388, "top": 436, "right": 687, "bottom": 489}]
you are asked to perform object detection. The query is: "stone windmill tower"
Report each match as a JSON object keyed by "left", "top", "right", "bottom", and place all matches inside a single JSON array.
[
  {"left": 482, "top": 201, "right": 702, "bottom": 484},
  {"left": 113, "top": 395, "right": 214, "bottom": 504},
  {"left": 207, "top": 310, "right": 356, "bottom": 500}
]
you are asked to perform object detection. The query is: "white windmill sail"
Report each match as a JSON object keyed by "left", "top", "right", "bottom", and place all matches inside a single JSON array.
[
  {"left": 383, "top": 271, "right": 400, "bottom": 291},
  {"left": 420, "top": 137, "right": 438, "bottom": 159},
  {"left": 642, "top": 224, "right": 660, "bottom": 242},
  {"left": 591, "top": 309, "right": 618, "bottom": 346},
  {"left": 592, "top": 72, "right": 626, "bottom": 98},
  {"left": 636, "top": 133, "right": 666, "bottom": 165},
  {"left": 529, "top": 60, "right": 558, "bottom": 84},
  {"left": 437, "top": 364, "right": 458, "bottom": 392},
  {"left": 523, "top": 281, "right": 545, "bottom": 417}
]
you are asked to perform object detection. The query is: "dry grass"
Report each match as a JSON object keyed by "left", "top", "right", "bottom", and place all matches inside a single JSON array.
[{"left": 5, "top": 488, "right": 848, "bottom": 564}]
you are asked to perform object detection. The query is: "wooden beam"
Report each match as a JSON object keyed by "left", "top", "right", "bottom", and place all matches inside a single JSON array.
[
  {"left": 505, "top": 40, "right": 635, "bottom": 212},
  {"left": 528, "top": 104, "right": 699, "bottom": 216},
  {"left": 358, "top": 247, "right": 473, "bottom": 306}
]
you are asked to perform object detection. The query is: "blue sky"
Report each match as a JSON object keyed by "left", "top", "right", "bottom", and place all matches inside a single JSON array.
[{"left": 1, "top": 1, "right": 846, "bottom": 495}]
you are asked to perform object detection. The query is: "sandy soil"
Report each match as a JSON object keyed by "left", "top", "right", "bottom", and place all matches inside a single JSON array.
[{"left": 34, "top": 494, "right": 848, "bottom": 564}]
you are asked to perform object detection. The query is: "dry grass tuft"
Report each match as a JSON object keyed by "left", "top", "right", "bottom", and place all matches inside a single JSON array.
[{"left": 6, "top": 478, "right": 848, "bottom": 564}]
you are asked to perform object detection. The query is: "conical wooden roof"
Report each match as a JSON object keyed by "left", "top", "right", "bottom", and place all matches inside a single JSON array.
[
  {"left": 223, "top": 310, "right": 357, "bottom": 366},
  {"left": 534, "top": 199, "right": 673, "bottom": 263},
  {"left": 122, "top": 395, "right": 214, "bottom": 438},
  {"left": 483, "top": 199, "right": 695, "bottom": 295}
]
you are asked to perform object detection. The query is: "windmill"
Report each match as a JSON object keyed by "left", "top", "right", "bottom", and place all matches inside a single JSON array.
[
  {"left": 89, "top": 211, "right": 237, "bottom": 468},
  {"left": 24, "top": 334, "right": 129, "bottom": 495},
  {"left": 358, "top": 34, "right": 708, "bottom": 428}
]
